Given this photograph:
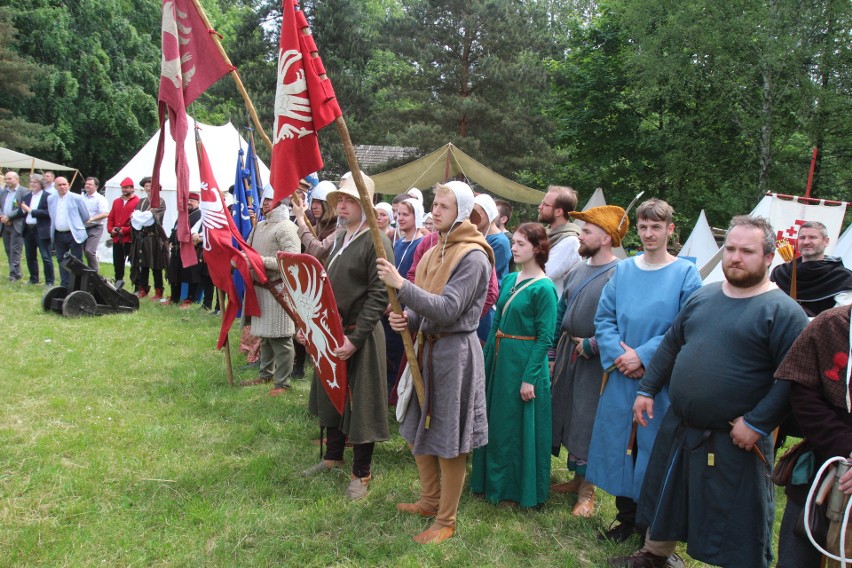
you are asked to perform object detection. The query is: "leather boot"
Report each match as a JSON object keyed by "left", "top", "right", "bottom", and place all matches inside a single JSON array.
[
  {"left": 572, "top": 480, "right": 595, "bottom": 517},
  {"left": 149, "top": 287, "right": 164, "bottom": 301},
  {"left": 399, "top": 454, "right": 440, "bottom": 516},
  {"left": 551, "top": 475, "right": 583, "bottom": 494},
  {"left": 413, "top": 454, "right": 466, "bottom": 544}
]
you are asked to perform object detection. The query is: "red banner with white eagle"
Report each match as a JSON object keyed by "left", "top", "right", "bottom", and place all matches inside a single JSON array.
[
  {"left": 154, "top": 0, "right": 232, "bottom": 268},
  {"left": 277, "top": 252, "right": 348, "bottom": 414},
  {"left": 195, "top": 132, "right": 268, "bottom": 349},
  {"left": 269, "top": 0, "right": 342, "bottom": 204}
]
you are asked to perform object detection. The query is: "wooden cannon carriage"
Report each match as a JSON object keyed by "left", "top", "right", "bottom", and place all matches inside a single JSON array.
[{"left": 42, "top": 254, "right": 140, "bottom": 317}]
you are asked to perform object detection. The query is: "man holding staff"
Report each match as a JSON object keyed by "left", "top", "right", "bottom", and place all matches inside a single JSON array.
[{"left": 377, "top": 180, "right": 493, "bottom": 544}]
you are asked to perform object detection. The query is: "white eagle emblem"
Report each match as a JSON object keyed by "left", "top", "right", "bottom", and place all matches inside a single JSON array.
[
  {"left": 161, "top": 1, "right": 196, "bottom": 89},
  {"left": 198, "top": 182, "right": 229, "bottom": 251},
  {"left": 273, "top": 49, "right": 314, "bottom": 142}
]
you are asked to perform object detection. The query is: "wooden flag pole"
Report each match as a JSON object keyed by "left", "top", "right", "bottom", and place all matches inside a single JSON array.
[
  {"left": 217, "top": 289, "right": 235, "bottom": 386},
  {"left": 334, "top": 116, "right": 426, "bottom": 414},
  {"left": 189, "top": 0, "right": 273, "bottom": 152}
]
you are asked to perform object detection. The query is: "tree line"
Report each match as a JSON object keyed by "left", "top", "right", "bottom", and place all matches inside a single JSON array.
[{"left": 2, "top": 0, "right": 848, "bottom": 231}]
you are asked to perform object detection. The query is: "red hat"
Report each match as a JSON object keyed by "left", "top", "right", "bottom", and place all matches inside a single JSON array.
[
  {"left": 188, "top": 192, "right": 201, "bottom": 200},
  {"left": 120, "top": 177, "right": 135, "bottom": 188}
]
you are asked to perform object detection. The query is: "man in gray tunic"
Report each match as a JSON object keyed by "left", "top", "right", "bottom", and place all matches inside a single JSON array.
[
  {"left": 609, "top": 215, "right": 809, "bottom": 568},
  {"left": 241, "top": 185, "right": 300, "bottom": 395},
  {"left": 299, "top": 173, "right": 392, "bottom": 501},
  {"left": 550, "top": 205, "right": 624, "bottom": 517},
  {"left": 378, "top": 180, "right": 493, "bottom": 544}
]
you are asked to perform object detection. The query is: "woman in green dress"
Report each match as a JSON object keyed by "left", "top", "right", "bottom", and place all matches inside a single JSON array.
[{"left": 471, "top": 222, "right": 558, "bottom": 507}]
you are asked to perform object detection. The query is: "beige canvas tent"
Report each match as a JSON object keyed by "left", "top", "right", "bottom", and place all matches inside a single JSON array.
[
  {"left": 0, "top": 147, "right": 80, "bottom": 183},
  {"left": 370, "top": 143, "right": 546, "bottom": 204}
]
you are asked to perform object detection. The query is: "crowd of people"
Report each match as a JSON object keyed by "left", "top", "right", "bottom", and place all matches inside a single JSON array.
[
  {"left": 0, "top": 170, "right": 218, "bottom": 309},
  {"left": 5, "top": 167, "right": 852, "bottom": 566}
]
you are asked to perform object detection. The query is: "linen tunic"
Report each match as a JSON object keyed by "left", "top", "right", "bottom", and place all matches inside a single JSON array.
[
  {"left": 308, "top": 230, "right": 392, "bottom": 445},
  {"left": 246, "top": 207, "right": 299, "bottom": 337},
  {"left": 586, "top": 257, "right": 702, "bottom": 500},
  {"left": 636, "top": 284, "right": 808, "bottom": 568},
  {"left": 470, "top": 272, "right": 558, "bottom": 507},
  {"left": 551, "top": 259, "right": 619, "bottom": 461},
  {"left": 398, "top": 249, "right": 491, "bottom": 459}
]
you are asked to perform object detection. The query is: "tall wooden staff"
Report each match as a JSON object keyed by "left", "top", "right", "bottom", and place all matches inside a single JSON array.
[
  {"left": 189, "top": 0, "right": 272, "bottom": 153},
  {"left": 297, "top": 26, "right": 427, "bottom": 414}
]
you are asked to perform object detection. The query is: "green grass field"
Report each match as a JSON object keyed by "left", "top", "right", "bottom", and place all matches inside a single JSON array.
[{"left": 0, "top": 257, "right": 785, "bottom": 566}]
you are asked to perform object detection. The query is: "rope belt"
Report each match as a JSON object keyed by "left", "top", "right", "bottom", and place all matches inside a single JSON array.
[
  {"left": 495, "top": 330, "right": 537, "bottom": 354},
  {"left": 418, "top": 330, "right": 467, "bottom": 429}
]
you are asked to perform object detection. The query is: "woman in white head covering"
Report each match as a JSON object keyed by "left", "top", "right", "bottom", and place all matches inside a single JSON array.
[{"left": 374, "top": 202, "right": 394, "bottom": 239}]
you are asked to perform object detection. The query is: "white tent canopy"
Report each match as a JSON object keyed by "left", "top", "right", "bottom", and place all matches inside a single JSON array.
[
  {"left": 678, "top": 210, "right": 719, "bottom": 271},
  {"left": 98, "top": 118, "right": 269, "bottom": 264},
  {"left": 835, "top": 223, "right": 852, "bottom": 269},
  {"left": 0, "top": 147, "right": 78, "bottom": 174},
  {"left": 104, "top": 118, "right": 269, "bottom": 239}
]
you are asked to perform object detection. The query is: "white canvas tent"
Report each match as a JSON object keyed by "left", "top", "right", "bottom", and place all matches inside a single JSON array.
[
  {"left": 678, "top": 210, "right": 719, "bottom": 270},
  {"left": 98, "top": 118, "right": 269, "bottom": 263},
  {"left": 835, "top": 223, "right": 852, "bottom": 269}
]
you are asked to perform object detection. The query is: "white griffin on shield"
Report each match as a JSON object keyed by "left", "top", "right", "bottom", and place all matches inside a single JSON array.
[
  {"left": 161, "top": 1, "right": 196, "bottom": 90},
  {"left": 198, "top": 182, "right": 229, "bottom": 251},
  {"left": 273, "top": 49, "right": 314, "bottom": 142},
  {"left": 283, "top": 263, "right": 340, "bottom": 388}
]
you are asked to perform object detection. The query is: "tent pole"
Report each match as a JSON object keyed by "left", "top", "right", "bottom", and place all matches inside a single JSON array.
[
  {"left": 188, "top": 0, "right": 273, "bottom": 152},
  {"left": 69, "top": 170, "right": 79, "bottom": 188},
  {"left": 30, "top": 159, "right": 35, "bottom": 176}
]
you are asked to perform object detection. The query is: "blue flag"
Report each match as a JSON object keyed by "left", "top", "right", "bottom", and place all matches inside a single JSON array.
[{"left": 232, "top": 134, "right": 264, "bottom": 317}]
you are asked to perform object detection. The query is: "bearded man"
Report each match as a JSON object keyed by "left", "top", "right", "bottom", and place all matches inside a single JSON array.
[
  {"left": 609, "top": 215, "right": 809, "bottom": 568},
  {"left": 299, "top": 172, "right": 392, "bottom": 501}
]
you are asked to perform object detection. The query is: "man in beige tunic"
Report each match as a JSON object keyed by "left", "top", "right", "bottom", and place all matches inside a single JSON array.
[
  {"left": 241, "top": 185, "right": 300, "bottom": 395},
  {"left": 299, "top": 173, "right": 392, "bottom": 501}
]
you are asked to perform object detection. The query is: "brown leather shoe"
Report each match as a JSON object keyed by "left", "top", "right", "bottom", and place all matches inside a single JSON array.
[
  {"left": 239, "top": 376, "right": 272, "bottom": 387},
  {"left": 551, "top": 476, "right": 583, "bottom": 494},
  {"left": 571, "top": 481, "right": 595, "bottom": 517},
  {"left": 606, "top": 550, "right": 668, "bottom": 568},
  {"left": 413, "top": 523, "right": 454, "bottom": 544},
  {"left": 268, "top": 386, "right": 290, "bottom": 397},
  {"left": 396, "top": 502, "right": 437, "bottom": 517}
]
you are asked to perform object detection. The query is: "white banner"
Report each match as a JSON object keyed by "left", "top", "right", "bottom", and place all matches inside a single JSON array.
[{"left": 768, "top": 194, "right": 847, "bottom": 255}]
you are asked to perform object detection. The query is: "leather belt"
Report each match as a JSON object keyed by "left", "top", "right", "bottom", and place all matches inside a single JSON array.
[
  {"left": 259, "top": 277, "right": 283, "bottom": 290},
  {"left": 495, "top": 329, "right": 536, "bottom": 354},
  {"left": 417, "top": 330, "right": 467, "bottom": 429}
]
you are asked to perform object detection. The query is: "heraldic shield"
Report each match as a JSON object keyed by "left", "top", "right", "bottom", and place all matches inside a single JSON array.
[{"left": 276, "top": 252, "right": 348, "bottom": 414}]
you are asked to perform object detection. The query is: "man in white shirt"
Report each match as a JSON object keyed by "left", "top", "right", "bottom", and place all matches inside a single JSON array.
[
  {"left": 47, "top": 177, "right": 90, "bottom": 288},
  {"left": 81, "top": 176, "right": 109, "bottom": 272},
  {"left": 538, "top": 185, "right": 582, "bottom": 293}
]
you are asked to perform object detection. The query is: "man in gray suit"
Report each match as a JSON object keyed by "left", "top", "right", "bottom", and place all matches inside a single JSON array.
[
  {"left": 0, "top": 171, "right": 28, "bottom": 282},
  {"left": 48, "top": 176, "right": 90, "bottom": 288}
]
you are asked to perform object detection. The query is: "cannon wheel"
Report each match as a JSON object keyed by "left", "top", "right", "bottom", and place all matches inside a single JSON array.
[
  {"left": 62, "top": 290, "right": 98, "bottom": 317},
  {"left": 42, "top": 286, "right": 69, "bottom": 312}
]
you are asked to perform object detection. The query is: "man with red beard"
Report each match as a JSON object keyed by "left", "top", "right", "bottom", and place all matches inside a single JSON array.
[{"left": 609, "top": 215, "right": 808, "bottom": 568}]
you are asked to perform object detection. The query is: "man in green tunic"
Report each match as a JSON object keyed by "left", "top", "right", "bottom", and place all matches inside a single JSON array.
[
  {"left": 299, "top": 173, "right": 392, "bottom": 501},
  {"left": 609, "top": 216, "right": 809, "bottom": 568}
]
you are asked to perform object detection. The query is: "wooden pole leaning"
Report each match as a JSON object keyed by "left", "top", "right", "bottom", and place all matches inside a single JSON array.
[
  {"left": 217, "top": 288, "right": 235, "bottom": 386},
  {"left": 188, "top": 0, "right": 273, "bottom": 152},
  {"left": 334, "top": 117, "right": 427, "bottom": 419}
]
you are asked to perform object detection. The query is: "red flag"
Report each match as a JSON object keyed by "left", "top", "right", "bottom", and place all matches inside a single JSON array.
[
  {"left": 195, "top": 133, "right": 268, "bottom": 349},
  {"left": 269, "top": 0, "right": 342, "bottom": 204},
  {"left": 153, "top": 0, "right": 232, "bottom": 268}
]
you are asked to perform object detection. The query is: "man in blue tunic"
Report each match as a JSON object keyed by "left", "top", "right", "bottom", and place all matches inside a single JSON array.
[
  {"left": 609, "top": 215, "right": 808, "bottom": 568},
  {"left": 586, "top": 199, "right": 702, "bottom": 544}
]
